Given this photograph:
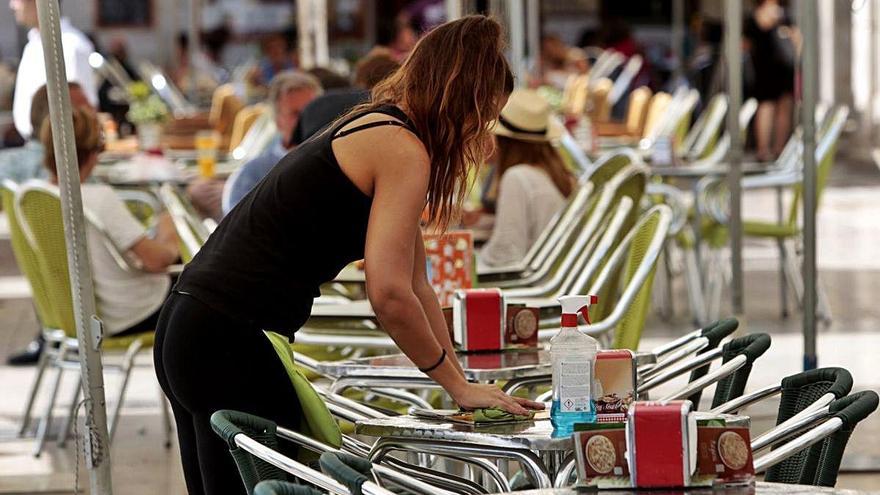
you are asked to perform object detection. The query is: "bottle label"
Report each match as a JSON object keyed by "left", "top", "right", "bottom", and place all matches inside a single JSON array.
[{"left": 559, "top": 357, "right": 592, "bottom": 412}]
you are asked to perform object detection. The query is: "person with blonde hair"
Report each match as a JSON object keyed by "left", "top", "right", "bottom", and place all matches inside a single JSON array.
[{"left": 479, "top": 89, "right": 577, "bottom": 267}]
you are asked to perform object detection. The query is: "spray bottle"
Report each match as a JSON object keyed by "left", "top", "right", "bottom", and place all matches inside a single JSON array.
[{"left": 550, "top": 295, "right": 599, "bottom": 432}]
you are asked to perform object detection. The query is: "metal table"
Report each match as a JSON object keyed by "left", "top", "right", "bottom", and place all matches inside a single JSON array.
[
  {"left": 504, "top": 483, "right": 874, "bottom": 494},
  {"left": 319, "top": 349, "right": 551, "bottom": 394},
  {"left": 357, "top": 413, "right": 569, "bottom": 489}
]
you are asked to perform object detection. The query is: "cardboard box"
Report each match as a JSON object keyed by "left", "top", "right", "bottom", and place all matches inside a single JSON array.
[
  {"left": 574, "top": 425, "right": 632, "bottom": 488},
  {"left": 691, "top": 425, "right": 755, "bottom": 487},
  {"left": 505, "top": 304, "right": 539, "bottom": 348},
  {"left": 424, "top": 231, "right": 474, "bottom": 307},
  {"left": 627, "top": 400, "right": 697, "bottom": 488},
  {"left": 452, "top": 289, "right": 505, "bottom": 351},
  {"left": 595, "top": 350, "right": 637, "bottom": 422}
]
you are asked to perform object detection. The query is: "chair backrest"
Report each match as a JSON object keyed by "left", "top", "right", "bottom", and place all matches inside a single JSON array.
[
  {"left": 254, "top": 480, "right": 322, "bottom": 495},
  {"left": 564, "top": 74, "right": 589, "bottom": 115},
  {"left": 624, "top": 87, "right": 652, "bottom": 136},
  {"left": 685, "top": 93, "right": 728, "bottom": 159},
  {"left": 556, "top": 128, "right": 591, "bottom": 175},
  {"left": 211, "top": 410, "right": 291, "bottom": 494},
  {"left": 641, "top": 92, "right": 671, "bottom": 139},
  {"left": 608, "top": 55, "right": 643, "bottom": 106},
  {"left": 685, "top": 318, "right": 739, "bottom": 406},
  {"left": 581, "top": 147, "right": 640, "bottom": 188},
  {"left": 587, "top": 78, "right": 613, "bottom": 122},
  {"left": 229, "top": 104, "right": 269, "bottom": 152},
  {"left": 0, "top": 181, "right": 61, "bottom": 330},
  {"left": 762, "top": 390, "right": 879, "bottom": 487},
  {"left": 786, "top": 106, "right": 849, "bottom": 228},
  {"left": 158, "top": 183, "right": 212, "bottom": 263},
  {"left": 536, "top": 164, "right": 648, "bottom": 299},
  {"left": 710, "top": 333, "right": 772, "bottom": 408},
  {"left": 584, "top": 205, "right": 672, "bottom": 349},
  {"left": 763, "top": 367, "right": 854, "bottom": 485},
  {"left": 589, "top": 50, "right": 625, "bottom": 87},
  {"left": 263, "top": 331, "right": 343, "bottom": 450},
  {"left": 210, "top": 84, "right": 245, "bottom": 134},
  {"left": 17, "top": 185, "right": 81, "bottom": 338}
]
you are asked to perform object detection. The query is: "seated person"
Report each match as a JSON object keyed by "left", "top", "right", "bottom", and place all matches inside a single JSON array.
[
  {"left": 0, "top": 83, "right": 91, "bottom": 184},
  {"left": 39, "top": 108, "right": 180, "bottom": 337},
  {"left": 478, "top": 89, "right": 577, "bottom": 267},
  {"left": 222, "top": 71, "right": 322, "bottom": 214},
  {"left": 289, "top": 49, "right": 400, "bottom": 146}
]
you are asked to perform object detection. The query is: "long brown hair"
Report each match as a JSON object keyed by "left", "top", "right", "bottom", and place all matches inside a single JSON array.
[
  {"left": 495, "top": 136, "right": 576, "bottom": 198},
  {"left": 358, "top": 15, "right": 513, "bottom": 229}
]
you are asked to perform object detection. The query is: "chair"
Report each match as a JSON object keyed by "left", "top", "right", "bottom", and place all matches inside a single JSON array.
[
  {"left": 228, "top": 104, "right": 269, "bottom": 152},
  {"left": 15, "top": 183, "right": 170, "bottom": 456},
  {"left": 639, "top": 333, "right": 771, "bottom": 407},
  {"left": 158, "top": 183, "right": 214, "bottom": 263},
  {"left": 607, "top": 55, "right": 643, "bottom": 107},
  {"left": 210, "top": 84, "right": 245, "bottom": 136},
  {"left": 211, "top": 410, "right": 470, "bottom": 495},
  {"left": 1, "top": 181, "right": 65, "bottom": 439},
  {"left": 536, "top": 205, "right": 673, "bottom": 350},
  {"left": 593, "top": 86, "right": 651, "bottom": 138},
  {"left": 678, "top": 93, "right": 727, "bottom": 160},
  {"left": 755, "top": 390, "right": 879, "bottom": 487},
  {"left": 697, "top": 106, "right": 849, "bottom": 321},
  {"left": 587, "top": 77, "right": 613, "bottom": 123},
  {"left": 254, "top": 481, "right": 322, "bottom": 495}
]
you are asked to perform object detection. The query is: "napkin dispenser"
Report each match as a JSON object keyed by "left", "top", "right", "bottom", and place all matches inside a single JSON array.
[
  {"left": 452, "top": 289, "right": 505, "bottom": 351},
  {"left": 627, "top": 400, "right": 697, "bottom": 488}
]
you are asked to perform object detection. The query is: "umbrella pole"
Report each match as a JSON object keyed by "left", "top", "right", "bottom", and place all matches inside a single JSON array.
[{"left": 35, "top": 0, "right": 114, "bottom": 492}]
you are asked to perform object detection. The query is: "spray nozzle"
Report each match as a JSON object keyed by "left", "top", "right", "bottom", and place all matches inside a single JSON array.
[{"left": 558, "top": 295, "right": 598, "bottom": 326}]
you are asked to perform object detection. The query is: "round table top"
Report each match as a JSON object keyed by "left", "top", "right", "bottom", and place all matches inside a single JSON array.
[{"left": 505, "top": 481, "right": 876, "bottom": 494}]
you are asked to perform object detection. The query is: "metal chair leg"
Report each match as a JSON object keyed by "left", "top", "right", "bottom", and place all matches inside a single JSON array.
[
  {"left": 817, "top": 275, "right": 833, "bottom": 325},
  {"left": 777, "top": 237, "right": 789, "bottom": 318},
  {"left": 18, "top": 341, "right": 53, "bottom": 437},
  {"left": 109, "top": 339, "right": 144, "bottom": 442},
  {"left": 33, "top": 345, "right": 67, "bottom": 457},
  {"left": 57, "top": 373, "right": 82, "bottom": 449}
]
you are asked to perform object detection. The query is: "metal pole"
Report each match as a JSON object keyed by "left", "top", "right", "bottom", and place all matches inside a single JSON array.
[
  {"left": 446, "top": 0, "right": 463, "bottom": 21},
  {"left": 800, "top": 0, "right": 819, "bottom": 371},
  {"left": 672, "top": 0, "right": 686, "bottom": 83},
  {"left": 508, "top": 0, "right": 527, "bottom": 87},
  {"left": 526, "top": 0, "right": 541, "bottom": 71},
  {"left": 297, "top": 0, "right": 314, "bottom": 70},
  {"left": 725, "top": 0, "right": 744, "bottom": 316},
  {"left": 313, "top": 0, "right": 329, "bottom": 68},
  {"left": 188, "top": 0, "right": 200, "bottom": 102},
  {"left": 35, "top": 0, "right": 113, "bottom": 492}
]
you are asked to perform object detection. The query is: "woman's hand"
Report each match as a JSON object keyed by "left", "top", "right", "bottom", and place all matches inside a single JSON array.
[{"left": 451, "top": 383, "right": 545, "bottom": 416}]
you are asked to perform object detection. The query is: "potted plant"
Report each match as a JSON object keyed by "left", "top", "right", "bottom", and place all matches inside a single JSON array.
[{"left": 126, "top": 82, "right": 169, "bottom": 152}]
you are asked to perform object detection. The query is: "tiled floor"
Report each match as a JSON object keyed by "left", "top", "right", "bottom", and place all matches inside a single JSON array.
[{"left": 0, "top": 148, "right": 878, "bottom": 494}]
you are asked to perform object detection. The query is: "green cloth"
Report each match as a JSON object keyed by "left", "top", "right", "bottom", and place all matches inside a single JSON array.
[{"left": 472, "top": 407, "right": 534, "bottom": 423}]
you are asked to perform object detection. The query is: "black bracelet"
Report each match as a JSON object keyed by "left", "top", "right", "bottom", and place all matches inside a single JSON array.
[{"left": 418, "top": 349, "right": 447, "bottom": 373}]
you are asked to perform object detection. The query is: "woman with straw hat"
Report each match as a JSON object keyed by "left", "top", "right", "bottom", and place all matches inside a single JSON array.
[{"left": 480, "top": 88, "right": 577, "bottom": 267}]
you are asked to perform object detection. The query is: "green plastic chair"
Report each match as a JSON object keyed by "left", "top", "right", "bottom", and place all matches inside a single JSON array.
[
  {"left": 16, "top": 183, "right": 161, "bottom": 455},
  {"left": 1, "top": 181, "right": 66, "bottom": 439},
  {"left": 578, "top": 205, "right": 673, "bottom": 350},
  {"left": 263, "top": 331, "right": 343, "bottom": 452}
]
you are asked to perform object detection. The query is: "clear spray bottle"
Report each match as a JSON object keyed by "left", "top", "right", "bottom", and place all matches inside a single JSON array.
[{"left": 550, "top": 295, "right": 599, "bottom": 433}]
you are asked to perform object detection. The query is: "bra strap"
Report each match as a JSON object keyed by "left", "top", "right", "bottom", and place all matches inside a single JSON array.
[{"left": 332, "top": 120, "right": 412, "bottom": 140}]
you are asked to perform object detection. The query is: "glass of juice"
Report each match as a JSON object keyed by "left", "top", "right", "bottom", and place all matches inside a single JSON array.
[{"left": 195, "top": 130, "right": 220, "bottom": 178}]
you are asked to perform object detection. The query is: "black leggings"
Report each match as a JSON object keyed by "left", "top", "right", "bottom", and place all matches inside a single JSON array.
[{"left": 154, "top": 292, "right": 303, "bottom": 495}]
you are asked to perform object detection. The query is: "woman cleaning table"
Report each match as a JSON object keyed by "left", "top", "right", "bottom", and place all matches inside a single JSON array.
[{"left": 154, "top": 15, "right": 544, "bottom": 495}]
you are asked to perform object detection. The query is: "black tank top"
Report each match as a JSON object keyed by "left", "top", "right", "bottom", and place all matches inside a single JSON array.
[{"left": 175, "top": 104, "right": 416, "bottom": 337}]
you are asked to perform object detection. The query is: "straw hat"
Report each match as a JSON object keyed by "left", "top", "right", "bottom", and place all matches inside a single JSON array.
[{"left": 492, "top": 89, "right": 563, "bottom": 143}]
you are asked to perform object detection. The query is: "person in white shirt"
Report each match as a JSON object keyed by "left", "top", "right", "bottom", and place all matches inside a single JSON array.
[
  {"left": 478, "top": 89, "right": 577, "bottom": 267},
  {"left": 10, "top": 0, "right": 97, "bottom": 138},
  {"left": 38, "top": 107, "right": 179, "bottom": 336}
]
